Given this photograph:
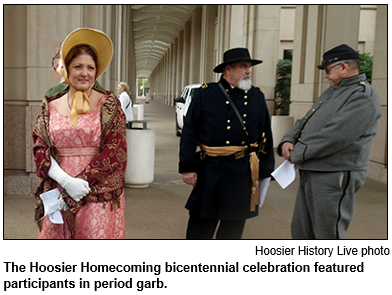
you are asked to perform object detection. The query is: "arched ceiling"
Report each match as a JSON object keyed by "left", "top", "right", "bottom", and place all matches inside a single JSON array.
[{"left": 131, "top": 5, "right": 198, "bottom": 78}]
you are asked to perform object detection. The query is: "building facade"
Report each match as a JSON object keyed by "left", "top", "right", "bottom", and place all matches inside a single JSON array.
[{"left": 3, "top": 5, "right": 387, "bottom": 198}]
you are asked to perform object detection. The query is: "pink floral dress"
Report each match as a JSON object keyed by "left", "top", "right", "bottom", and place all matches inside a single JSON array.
[{"left": 38, "top": 96, "right": 125, "bottom": 239}]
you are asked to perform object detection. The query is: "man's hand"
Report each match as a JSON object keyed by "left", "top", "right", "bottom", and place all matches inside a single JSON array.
[
  {"left": 282, "top": 142, "right": 294, "bottom": 163},
  {"left": 183, "top": 172, "right": 197, "bottom": 187}
]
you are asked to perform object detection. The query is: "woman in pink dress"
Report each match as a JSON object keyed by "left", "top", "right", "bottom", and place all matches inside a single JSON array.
[{"left": 33, "top": 28, "right": 127, "bottom": 239}]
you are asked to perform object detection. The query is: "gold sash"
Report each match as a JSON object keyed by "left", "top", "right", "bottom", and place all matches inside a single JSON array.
[{"left": 200, "top": 143, "right": 259, "bottom": 211}]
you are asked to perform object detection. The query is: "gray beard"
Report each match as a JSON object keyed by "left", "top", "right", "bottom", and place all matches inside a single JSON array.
[{"left": 237, "top": 75, "right": 252, "bottom": 91}]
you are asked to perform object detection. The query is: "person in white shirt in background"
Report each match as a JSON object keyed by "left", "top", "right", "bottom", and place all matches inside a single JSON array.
[{"left": 117, "top": 82, "right": 134, "bottom": 122}]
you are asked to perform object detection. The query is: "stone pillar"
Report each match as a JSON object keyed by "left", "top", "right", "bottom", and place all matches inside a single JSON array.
[
  {"left": 229, "top": 5, "right": 246, "bottom": 47},
  {"left": 25, "top": 5, "right": 84, "bottom": 175},
  {"left": 169, "top": 45, "right": 175, "bottom": 105},
  {"left": 182, "top": 20, "right": 192, "bottom": 86},
  {"left": 189, "top": 6, "right": 202, "bottom": 83},
  {"left": 4, "top": 5, "right": 28, "bottom": 172},
  {"left": 290, "top": 5, "right": 360, "bottom": 120},
  {"left": 126, "top": 6, "right": 137, "bottom": 101},
  {"left": 367, "top": 4, "right": 387, "bottom": 182},
  {"left": 250, "top": 5, "right": 281, "bottom": 113},
  {"left": 213, "top": 5, "right": 280, "bottom": 113},
  {"left": 200, "top": 5, "right": 218, "bottom": 82},
  {"left": 213, "top": 5, "right": 230, "bottom": 82},
  {"left": 176, "top": 32, "right": 184, "bottom": 96}
]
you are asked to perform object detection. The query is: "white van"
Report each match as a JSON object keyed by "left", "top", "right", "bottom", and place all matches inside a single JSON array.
[{"left": 174, "top": 84, "right": 201, "bottom": 136}]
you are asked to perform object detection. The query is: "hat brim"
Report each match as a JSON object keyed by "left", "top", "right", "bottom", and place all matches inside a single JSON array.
[
  {"left": 317, "top": 64, "right": 326, "bottom": 70},
  {"left": 60, "top": 28, "right": 113, "bottom": 83},
  {"left": 213, "top": 59, "right": 263, "bottom": 73}
]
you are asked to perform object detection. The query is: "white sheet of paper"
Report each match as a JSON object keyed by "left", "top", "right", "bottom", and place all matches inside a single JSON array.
[
  {"left": 258, "top": 177, "right": 271, "bottom": 207},
  {"left": 39, "top": 188, "right": 64, "bottom": 224},
  {"left": 271, "top": 160, "right": 296, "bottom": 189}
]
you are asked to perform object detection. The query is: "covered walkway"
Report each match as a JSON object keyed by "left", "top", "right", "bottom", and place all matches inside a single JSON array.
[{"left": 4, "top": 100, "right": 387, "bottom": 239}]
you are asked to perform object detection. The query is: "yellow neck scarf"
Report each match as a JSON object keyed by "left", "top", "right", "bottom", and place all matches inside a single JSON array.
[
  {"left": 59, "top": 65, "right": 92, "bottom": 126},
  {"left": 69, "top": 89, "right": 91, "bottom": 126}
]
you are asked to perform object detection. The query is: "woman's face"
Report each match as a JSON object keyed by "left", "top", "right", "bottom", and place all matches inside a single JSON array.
[
  {"left": 117, "top": 84, "right": 125, "bottom": 94},
  {"left": 67, "top": 54, "right": 96, "bottom": 92}
]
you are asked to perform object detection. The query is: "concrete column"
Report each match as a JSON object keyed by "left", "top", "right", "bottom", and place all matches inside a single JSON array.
[
  {"left": 367, "top": 4, "right": 387, "bottom": 182},
  {"left": 176, "top": 32, "right": 184, "bottom": 96},
  {"left": 169, "top": 45, "right": 175, "bottom": 105},
  {"left": 213, "top": 5, "right": 230, "bottom": 82},
  {"left": 189, "top": 6, "right": 202, "bottom": 83},
  {"left": 251, "top": 5, "right": 280, "bottom": 111},
  {"left": 229, "top": 5, "right": 246, "bottom": 47},
  {"left": 26, "top": 5, "right": 83, "bottom": 102},
  {"left": 182, "top": 20, "right": 192, "bottom": 86},
  {"left": 126, "top": 6, "right": 137, "bottom": 101},
  {"left": 4, "top": 5, "right": 27, "bottom": 171},
  {"left": 290, "top": 5, "right": 360, "bottom": 120},
  {"left": 24, "top": 5, "right": 83, "bottom": 175},
  {"left": 200, "top": 5, "right": 218, "bottom": 83},
  {"left": 163, "top": 53, "right": 168, "bottom": 104},
  {"left": 83, "top": 5, "right": 100, "bottom": 30},
  {"left": 100, "top": 5, "right": 116, "bottom": 91}
]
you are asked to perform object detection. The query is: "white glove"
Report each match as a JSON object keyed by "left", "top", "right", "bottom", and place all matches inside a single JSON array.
[
  {"left": 48, "top": 156, "right": 90, "bottom": 202},
  {"left": 58, "top": 197, "right": 68, "bottom": 211}
]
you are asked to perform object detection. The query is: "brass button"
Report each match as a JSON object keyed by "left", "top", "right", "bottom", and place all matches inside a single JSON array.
[
  {"left": 226, "top": 141, "right": 230, "bottom": 145},
  {"left": 298, "top": 138, "right": 301, "bottom": 141},
  {"left": 243, "top": 114, "right": 247, "bottom": 118},
  {"left": 244, "top": 96, "right": 248, "bottom": 99},
  {"left": 244, "top": 102, "right": 248, "bottom": 106},
  {"left": 312, "top": 109, "right": 315, "bottom": 112},
  {"left": 241, "top": 141, "right": 246, "bottom": 145},
  {"left": 243, "top": 127, "right": 246, "bottom": 130},
  {"left": 227, "top": 119, "right": 231, "bottom": 123},
  {"left": 226, "top": 101, "right": 230, "bottom": 104},
  {"left": 227, "top": 126, "right": 231, "bottom": 130},
  {"left": 243, "top": 121, "right": 246, "bottom": 124},
  {"left": 245, "top": 90, "right": 248, "bottom": 94}
]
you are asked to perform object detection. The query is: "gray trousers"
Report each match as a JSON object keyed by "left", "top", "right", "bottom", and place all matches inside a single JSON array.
[{"left": 291, "top": 170, "right": 367, "bottom": 239}]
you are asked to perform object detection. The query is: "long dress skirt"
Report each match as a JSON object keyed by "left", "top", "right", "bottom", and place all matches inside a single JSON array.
[{"left": 38, "top": 96, "right": 126, "bottom": 239}]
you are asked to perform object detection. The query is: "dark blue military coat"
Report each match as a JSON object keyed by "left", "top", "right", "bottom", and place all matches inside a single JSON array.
[{"left": 179, "top": 75, "right": 275, "bottom": 220}]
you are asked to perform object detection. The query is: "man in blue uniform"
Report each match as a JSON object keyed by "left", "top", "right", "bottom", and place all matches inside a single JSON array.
[
  {"left": 278, "top": 44, "right": 382, "bottom": 239},
  {"left": 179, "top": 47, "right": 275, "bottom": 239}
]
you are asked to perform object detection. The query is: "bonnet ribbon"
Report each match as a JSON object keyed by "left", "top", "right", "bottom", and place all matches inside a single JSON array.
[
  {"left": 69, "top": 90, "right": 91, "bottom": 126},
  {"left": 57, "top": 59, "right": 91, "bottom": 126}
]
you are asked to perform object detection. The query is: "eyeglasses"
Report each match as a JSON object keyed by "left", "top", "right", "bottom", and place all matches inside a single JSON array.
[{"left": 325, "top": 62, "right": 343, "bottom": 74}]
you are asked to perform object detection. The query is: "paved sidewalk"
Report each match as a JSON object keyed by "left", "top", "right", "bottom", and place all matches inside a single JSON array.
[{"left": 3, "top": 100, "right": 388, "bottom": 239}]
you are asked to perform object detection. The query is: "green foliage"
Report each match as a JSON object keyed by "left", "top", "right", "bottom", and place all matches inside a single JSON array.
[
  {"left": 359, "top": 52, "right": 373, "bottom": 83},
  {"left": 274, "top": 51, "right": 292, "bottom": 116}
]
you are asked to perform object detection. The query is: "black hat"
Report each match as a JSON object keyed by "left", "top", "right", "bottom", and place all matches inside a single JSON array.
[
  {"left": 317, "top": 44, "right": 359, "bottom": 69},
  {"left": 213, "top": 47, "right": 263, "bottom": 73}
]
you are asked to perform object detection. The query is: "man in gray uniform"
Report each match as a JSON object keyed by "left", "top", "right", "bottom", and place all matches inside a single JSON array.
[{"left": 277, "top": 44, "right": 381, "bottom": 239}]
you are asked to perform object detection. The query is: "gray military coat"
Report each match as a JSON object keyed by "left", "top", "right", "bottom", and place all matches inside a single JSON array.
[{"left": 277, "top": 73, "right": 381, "bottom": 171}]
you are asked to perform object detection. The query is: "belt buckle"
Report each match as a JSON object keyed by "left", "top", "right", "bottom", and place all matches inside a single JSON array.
[{"left": 234, "top": 150, "right": 245, "bottom": 160}]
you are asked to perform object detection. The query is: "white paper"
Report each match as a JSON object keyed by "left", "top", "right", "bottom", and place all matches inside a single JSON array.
[
  {"left": 39, "top": 188, "right": 64, "bottom": 224},
  {"left": 258, "top": 177, "right": 271, "bottom": 207},
  {"left": 271, "top": 160, "right": 296, "bottom": 189}
]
